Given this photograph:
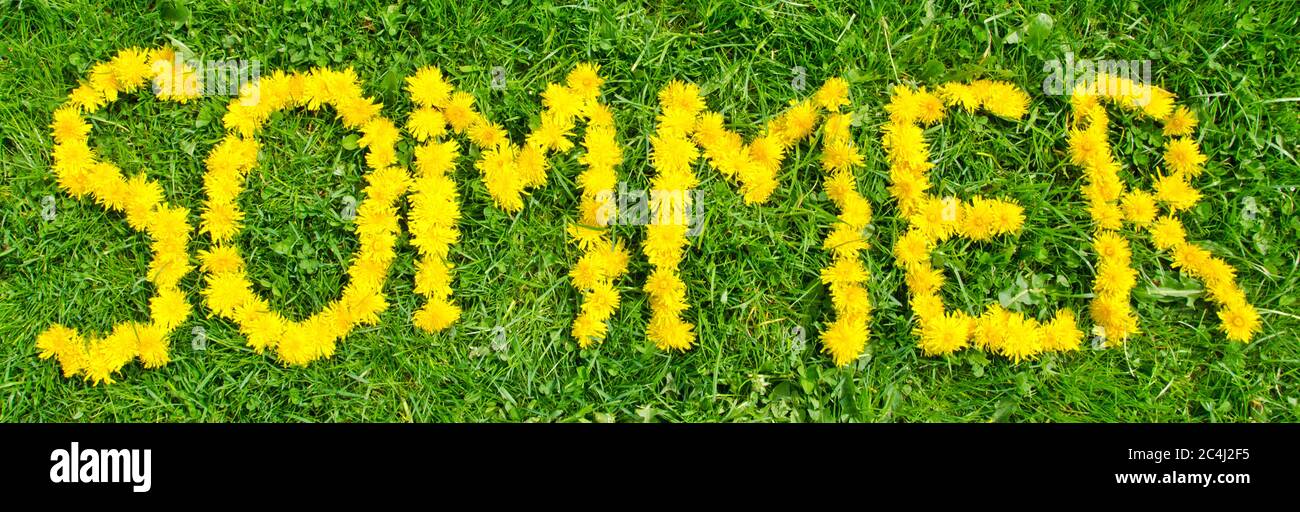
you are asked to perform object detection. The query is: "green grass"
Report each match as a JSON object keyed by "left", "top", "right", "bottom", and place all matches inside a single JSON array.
[{"left": 1, "top": 0, "right": 1297, "bottom": 422}]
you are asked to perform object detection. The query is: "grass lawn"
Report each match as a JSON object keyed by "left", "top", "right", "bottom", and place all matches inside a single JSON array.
[{"left": 0, "top": 0, "right": 1296, "bottom": 422}]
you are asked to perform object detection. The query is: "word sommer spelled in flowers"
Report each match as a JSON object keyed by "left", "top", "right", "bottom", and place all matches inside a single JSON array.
[{"left": 36, "top": 47, "right": 1260, "bottom": 385}]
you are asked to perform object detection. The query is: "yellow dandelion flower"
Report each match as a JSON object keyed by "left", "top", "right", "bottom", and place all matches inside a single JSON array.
[
  {"left": 820, "top": 257, "right": 868, "bottom": 286},
  {"left": 583, "top": 102, "right": 615, "bottom": 129},
  {"left": 532, "top": 111, "right": 575, "bottom": 152},
  {"left": 149, "top": 288, "right": 191, "bottom": 330},
  {"left": 1207, "top": 281, "right": 1247, "bottom": 308},
  {"left": 36, "top": 324, "right": 89, "bottom": 378},
  {"left": 1120, "top": 190, "right": 1159, "bottom": 226},
  {"left": 839, "top": 194, "right": 873, "bottom": 229},
  {"left": 979, "top": 80, "right": 1029, "bottom": 119},
  {"left": 1153, "top": 173, "right": 1201, "bottom": 211},
  {"left": 541, "top": 83, "right": 584, "bottom": 120},
  {"left": 1163, "top": 137, "right": 1207, "bottom": 177},
  {"left": 914, "top": 311, "right": 971, "bottom": 356},
  {"left": 405, "top": 66, "right": 453, "bottom": 108},
  {"left": 241, "top": 309, "right": 286, "bottom": 353},
  {"left": 133, "top": 322, "right": 171, "bottom": 369},
  {"left": 336, "top": 95, "right": 382, "bottom": 129},
  {"left": 1069, "top": 85, "right": 1102, "bottom": 120},
  {"left": 820, "top": 317, "right": 867, "bottom": 367},
  {"left": 442, "top": 91, "right": 478, "bottom": 132},
  {"left": 1148, "top": 216, "right": 1187, "bottom": 251},
  {"left": 998, "top": 313, "right": 1043, "bottom": 363},
  {"left": 937, "top": 82, "right": 979, "bottom": 112},
  {"left": 565, "top": 62, "right": 604, "bottom": 100},
  {"left": 568, "top": 253, "right": 605, "bottom": 290},
  {"left": 1068, "top": 126, "right": 1110, "bottom": 168},
  {"left": 815, "top": 77, "right": 851, "bottom": 112},
  {"left": 69, "top": 83, "right": 107, "bottom": 112},
  {"left": 887, "top": 169, "right": 930, "bottom": 215},
  {"left": 1093, "top": 232, "right": 1132, "bottom": 264},
  {"left": 581, "top": 282, "right": 621, "bottom": 318},
  {"left": 406, "top": 107, "right": 448, "bottom": 141},
  {"left": 572, "top": 311, "right": 608, "bottom": 347},
  {"left": 1217, "top": 302, "right": 1260, "bottom": 342},
  {"left": 909, "top": 293, "right": 945, "bottom": 321},
  {"left": 476, "top": 145, "right": 525, "bottom": 212},
  {"left": 972, "top": 304, "right": 1011, "bottom": 351},
  {"left": 1089, "top": 199, "right": 1124, "bottom": 231},
  {"left": 821, "top": 138, "right": 864, "bottom": 173},
  {"left": 648, "top": 312, "right": 695, "bottom": 351},
  {"left": 1040, "top": 309, "right": 1083, "bottom": 352},
  {"left": 824, "top": 169, "right": 857, "bottom": 206},
  {"left": 959, "top": 196, "right": 997, "bottom": 241},
  {"left": 824, "top": 225, "right": 867, "bottom": 257},
  {"left": 904, "top": 265, "right": 945, "bottom": 296},
  {"left": 1198, "top": 257, "right": 1237, "bottom": 288},
  {"left": 414, "top": 139, "right": 461, "bottom": 176},
  {"left": 660, "top": 80, "right": 705, "bottom": 117},
  {"left": 823, "top": 112, "right": 853, "bottom": 142},
  {"left": 467, "top": 119, "right": 510, "bottom": 149},
  {"left": 50, "top": 107, "right": 90, "bottom": 143},
  {"left": 893, "top": 229, "right": 932, "bottom": 269},
  {"left": 886, "top": 85, "right": 921, "bottom": 125},
  {"left": 989, "top": 199, "right": 1025, "bottom": 234},
  {"left": 830, "top": 282, "right": 872, "bottom": 320},
  {"left": 1139, "top": 86, "right": 1176, "bottom": 120},
  {"left": 1171, "top": 243, "right": 1213, "bottom": 276},
  {"left": 1162, "top": 107, "right": 1198, "bottom": 136},
  {"left": 914, "top": 87, "right": 946, "bottom": 125},
  {"left": 650, "top": 133, "right": 700, "bottom": 175},
  {"left": 200, "top": 201, "right": 244, "bottom": 243},
  {"left": 778, "top": 100, "right": 820, "bottom": 142},
  {"left": 1094, "top": 261, "right": 1138, "bottom": 296}
]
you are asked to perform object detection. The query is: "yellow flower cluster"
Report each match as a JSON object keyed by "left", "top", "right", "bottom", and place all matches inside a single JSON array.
[
  {"left": 38, "top": 47, "right": 1264, "bottom": 376},
  {"left": 642, "top": 77, "right": 869, "bottom": 358},
  {"left": 693, "top": 80, "right": 846, "bottom": 204},
  {"left": 642, "top": 80, "right": 705, "bottom": 351},
  {"left": 420, "top": 64, "right": 606, "bottom": 213},
  {"left": 37, "top": 47, "right": 199, "bottom": 384},
  {"left": 403, "top": 63, "right": 630, "bottom": 344},
  {"left": 562, "top": 64, "right": 632, "bottom": 347},
  {"left": 1067, "top": 74, "right": 1259, "bottom": 343},
  {"left": 810, "top": 79, "right": 874, "bottom": 366},
  {"left": 403, "top": 67, "right": 464, "bottom": 333},
  {"left": 199, "top": 67, "right": 411, "bottom": 366},
  {"left": 885, "top": 81, "right": 1082, "bottom": 362}
]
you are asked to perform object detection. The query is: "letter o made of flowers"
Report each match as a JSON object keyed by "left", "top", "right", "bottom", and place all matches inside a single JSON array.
[
  {"left": 199, "top": 68, "right": 410, "bottom": 366},
  {"left": 883, "top": 80, "right": 1084, "bottom": 362},
  {"left": 37, "top": 47, "right": 200, "bottom": 385}
]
